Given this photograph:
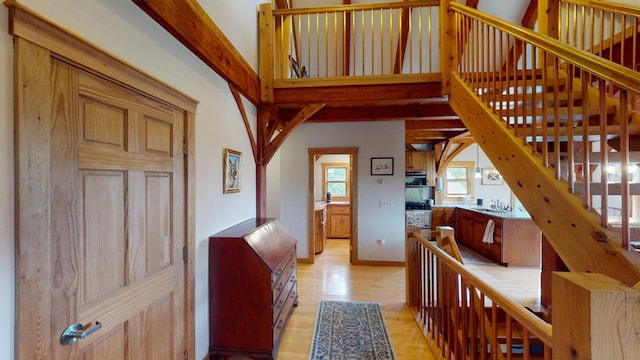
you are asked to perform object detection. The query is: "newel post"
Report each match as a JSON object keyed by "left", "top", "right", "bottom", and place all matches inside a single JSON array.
[
  {"left": 552, "top": 272, "right": 640, "bottom": 359},
  {"left": 439, "top": 0, "right": 455, "bottom": 95}
]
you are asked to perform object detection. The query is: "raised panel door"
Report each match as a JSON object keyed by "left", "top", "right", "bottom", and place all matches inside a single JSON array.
[{"left": 47, "top": 60, "right": 186, "bottom": 359}]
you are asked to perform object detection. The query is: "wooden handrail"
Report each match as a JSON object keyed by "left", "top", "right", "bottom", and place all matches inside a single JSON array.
[
  {"left": 450, "top": 2, "right": 640, "bottom": 94},
  {"left": 273, "top": 0, "right": 439, "bottom": 16},
  {"left": 561, "top": 0, "right": 640, "bottom": 18},
  {"left": 409, "top": 231, "right": 554, "bottom": 346}
]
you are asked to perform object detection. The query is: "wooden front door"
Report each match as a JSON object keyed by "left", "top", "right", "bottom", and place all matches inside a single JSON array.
[{"left": 15, "top": 37, "right": 190, "bottom": 359}]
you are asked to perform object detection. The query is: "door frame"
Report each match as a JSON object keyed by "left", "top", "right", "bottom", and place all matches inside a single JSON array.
[
  {"left": 307, "top": 147, "right": 359, "bottom": 264},
  {"left": 9, "top": 5, "right": 197, "bottom": 359}
]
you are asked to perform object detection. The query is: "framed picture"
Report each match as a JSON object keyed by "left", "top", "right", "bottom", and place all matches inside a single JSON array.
[
  {"left": 482, "top": 168, "right": 504, "bottom": 185},
  {"left": 371, "top": 157, "right": 394, "bottom": 176},
  {"left": 223, "top": 148, "right": 241, "bottom": 193}
]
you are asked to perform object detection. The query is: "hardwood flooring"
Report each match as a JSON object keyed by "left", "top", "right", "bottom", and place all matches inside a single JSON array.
[
  {"left": 277, "top": 239, "right": 543, "bottom": 359},
  {"left": 277, "top": 239, "right": 436, "bottom": 359}
]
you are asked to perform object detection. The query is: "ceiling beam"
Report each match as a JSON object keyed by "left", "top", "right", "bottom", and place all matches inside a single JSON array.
[
  {"left": 263, "top": 103, "right": 326, "bottom": 163},
  {"left": 133, "top": 0, "right": 261, "bottom": 105},
  {"left": 405, "top": 119, "right": 465, "bottom": 130},
  {"left": 280, "top": 104, "right": 457, "bottom": 122},
  {"left": 274, "top": 82, "right": 443, "bottom": 104}
]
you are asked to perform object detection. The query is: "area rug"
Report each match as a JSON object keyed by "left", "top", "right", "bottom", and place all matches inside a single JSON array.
[{"left": 309, "top": 300, "right": 397, "bottom": 360}]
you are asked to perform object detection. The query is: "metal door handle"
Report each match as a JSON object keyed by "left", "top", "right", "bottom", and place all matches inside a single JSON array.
[{"left": 60, "top": 321, "right": 102, "bottom": 345}]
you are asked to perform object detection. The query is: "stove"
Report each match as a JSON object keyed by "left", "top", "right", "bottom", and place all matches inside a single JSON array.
[{"left": 405, "top": 202, "right": 429, "bottom": 210}]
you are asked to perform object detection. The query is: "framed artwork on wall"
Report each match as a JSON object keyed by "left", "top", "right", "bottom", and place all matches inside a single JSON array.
[
  {"left": 371, "top": 157, "right": 394, "bottom": 176},
  {"left": 482, "top": 168, "right": 504, "bottom": 185},
  {"left": 223, "top": 148, "right": 241, "bottom": 193}
]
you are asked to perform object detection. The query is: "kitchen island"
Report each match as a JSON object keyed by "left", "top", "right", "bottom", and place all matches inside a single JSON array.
[{"left": 433, "top": 206, "right": 542, "bottom": 267}]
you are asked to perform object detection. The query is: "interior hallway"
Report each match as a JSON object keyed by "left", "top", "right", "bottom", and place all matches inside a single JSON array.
[{"left": 277, "top": 239, "right": 436, "bottom": 359}]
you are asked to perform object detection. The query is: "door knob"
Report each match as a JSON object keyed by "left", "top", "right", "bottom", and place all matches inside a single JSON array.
[{"left": 60, "top": 321, "right": 102, "bottom": 345}]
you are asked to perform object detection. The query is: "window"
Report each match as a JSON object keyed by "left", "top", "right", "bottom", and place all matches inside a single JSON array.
[
  {"left": 444, "top": 162, "right": 474, "bottom": 202},
  {"left": 323, "top": 163, "right": 350, "bottom": 199}
]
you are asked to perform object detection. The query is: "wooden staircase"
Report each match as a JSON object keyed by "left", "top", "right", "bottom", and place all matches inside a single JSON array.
[{"left": 449, "top": 3, "right": 640, "bottom": 287}]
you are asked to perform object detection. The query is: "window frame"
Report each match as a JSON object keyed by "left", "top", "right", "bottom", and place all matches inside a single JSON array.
[
  {"left": 444, "top": 161, "right": 475, "bottom": 202},
  {"left": 322, "top": 162, "right": 350, "bottom": 200}
]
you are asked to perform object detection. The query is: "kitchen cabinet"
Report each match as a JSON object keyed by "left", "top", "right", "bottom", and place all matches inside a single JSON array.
[
  {"left": 208, "top": 218, "right": 298, "bottom": 359},
  {"left": 405, "top": 151, "right": 426, "bottom": 172},
  {"left": 314, "top": 205, "right": 327, "bottom": 253},
  {"left": 431, "top": 207, "right": 456, "bottom": 230},
  {"left": 455, "top": 208, "right": 541, "bottom": 267},
  {"left": 425, "top": 151, "right": 436, "bottom": 186},
  {"left": 327, "top": 204, "right": 350, "bottom": 238}
]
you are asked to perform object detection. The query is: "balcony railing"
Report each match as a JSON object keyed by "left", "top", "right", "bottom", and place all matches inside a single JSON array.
[
  {"left": 270, "top": 1, "right": 441, "bottom": 85},
  {"left": 452, "top": 2, "right": 640, "bottom": 250},
  {"left": 406, "top": 231, "right": 553, "bottom": 359}
]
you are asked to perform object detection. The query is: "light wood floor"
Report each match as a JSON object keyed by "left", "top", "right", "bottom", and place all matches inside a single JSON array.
[
  {"left": 277, "top": 239, "right": 436, "bottom": 359},
  {"left": 277, "top": 239, "right": 543, "bottom": 359}
]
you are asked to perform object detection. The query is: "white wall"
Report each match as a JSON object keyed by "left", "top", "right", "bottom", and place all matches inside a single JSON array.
[
  {"left": 269, "top": 121, "right": 407, "bottom": 262},
  {"left": 2, "top": 1, "right": 262, "bottom": 359}
]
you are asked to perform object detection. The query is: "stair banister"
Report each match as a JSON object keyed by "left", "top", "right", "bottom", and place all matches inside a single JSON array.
[{"left": 449, "top": 2, "right": 640, "bottom": 287}]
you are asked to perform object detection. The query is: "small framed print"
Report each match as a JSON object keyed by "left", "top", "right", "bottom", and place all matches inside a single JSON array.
[
  {"left": 371, "top": 157, "right": 394, "bottom": 176},
  {"left": 482, "top": 168, "right": 504, "bottom": 185},
  {"left": 223, "top": 148, "right": 241, "bottom": 193}
]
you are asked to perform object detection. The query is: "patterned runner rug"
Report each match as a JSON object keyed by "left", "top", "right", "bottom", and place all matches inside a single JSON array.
[{"left": 309, "top": 300, "right": 397, "bottom": 360}]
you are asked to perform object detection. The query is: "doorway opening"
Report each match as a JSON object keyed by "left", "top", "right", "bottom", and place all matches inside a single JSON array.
[{"left": 307, "top": 147, "right": 359, "bottom": 264}]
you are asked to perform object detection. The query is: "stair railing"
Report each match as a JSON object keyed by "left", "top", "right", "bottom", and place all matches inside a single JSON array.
[
  {"left": 270, "top": 1, "right": 440, "bottom": 83},
  {"left": 406, "top": 231, "right": 553, "bottom": 359},
  {"left": 451, "top": 2, "right": 640, "bottom": 251},
  {"left": 558, "top": 0, "right": 640, "bottom": 109}
]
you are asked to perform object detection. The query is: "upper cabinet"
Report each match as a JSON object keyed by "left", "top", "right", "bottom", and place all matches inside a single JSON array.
[
  {"left": 405, "top": 151, "right": 426, "bottom": 172},
  {"left": 425, "top": 151, "right": 436, "bottom": 186},
  {"left": 406, "top": 151, "right": 436, "bottom": 186}
]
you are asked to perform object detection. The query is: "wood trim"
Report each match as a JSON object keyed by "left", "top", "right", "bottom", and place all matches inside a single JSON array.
[
  {"left": 14, "top": 37, "right": 52, "bottom": 360},
  {"left": 352, "top": 260, "right": 405, "bottom": 266},
  {"left": 131, "top": 0, "right": 261, "bottom": 105},
  {"left": 307, "top": 148, "right": 359, "bottom": 264},
  {"left": 184, "top": 110, "right": 196, "bottom": 360},
  {"left": 5, "top": 1, "right": 198, "bottom": 112}
]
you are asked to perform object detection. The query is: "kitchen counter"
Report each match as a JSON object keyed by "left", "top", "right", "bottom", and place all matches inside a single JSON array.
[
  {"left": 314, "top": 201, "right": 328, "bottom": 211},
  {"left": 455, "top": 207, "right": 541, "bottom": 267},
  {"left": 432, "top": 204, "right": 531, "bottom": 220}
]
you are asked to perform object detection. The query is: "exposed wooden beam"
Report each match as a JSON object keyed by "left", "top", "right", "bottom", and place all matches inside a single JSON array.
[
  {"left": 133, "top": 0, "right": 261, "bottom": 105},
  {"left": 263, "top": 103, "right": 326, "bottom": 164},
  {"left": 405, "top": 119, "right": 465, "bottom": 130},
  {"left": 274, "top": 82, "right": 443, "bottom": 104},
  {"left": 229, "top": 84, "right": 258, "bottom": 162},
  {"left": 393, "top": 6, "right": 411, "bottom": 74},
  {"left": 281, "top": 103, "right": 457, "bottom": 122}
]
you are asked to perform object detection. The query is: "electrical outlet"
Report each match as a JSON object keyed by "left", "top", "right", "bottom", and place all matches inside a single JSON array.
[
  {"left": 376, "top": 239, "right": 385, "bottom": 247},
  {"left": 378, "top": 200, "right": 393, "bottom": 208}
]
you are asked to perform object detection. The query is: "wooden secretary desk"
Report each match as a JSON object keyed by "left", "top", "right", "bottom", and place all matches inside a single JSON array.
[{"left": 208, "top": 218, "right": 298, "bottom": 359}]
